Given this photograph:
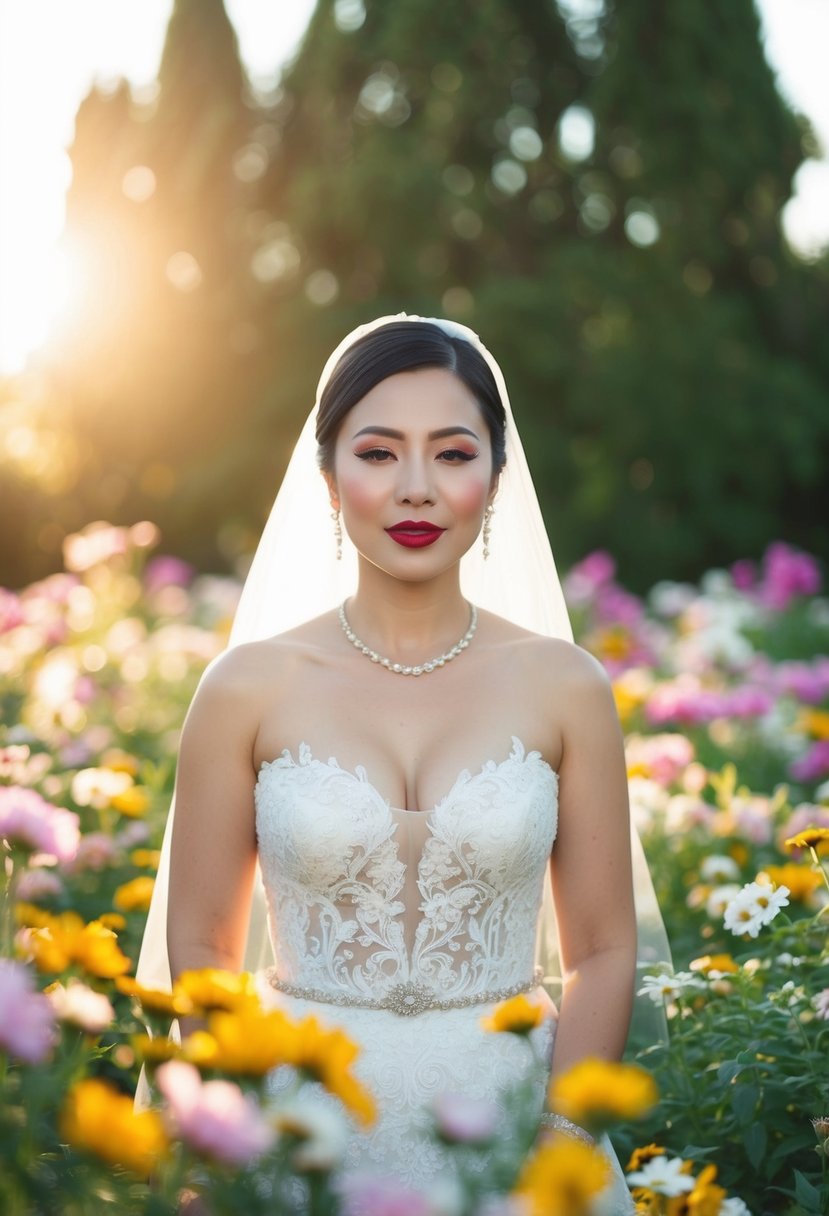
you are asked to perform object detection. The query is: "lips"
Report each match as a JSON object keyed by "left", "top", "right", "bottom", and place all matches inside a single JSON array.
[{"left": 385, "top": 521, "right": 446, "bottom": 549}]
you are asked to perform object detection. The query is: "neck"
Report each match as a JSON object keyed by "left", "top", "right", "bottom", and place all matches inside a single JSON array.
[{"left": 346, "top": 561, "right": 471, "bottom": 659}]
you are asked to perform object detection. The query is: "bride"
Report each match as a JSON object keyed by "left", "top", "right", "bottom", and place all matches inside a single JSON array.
[{"left": 138, "top": 315, "right": 662, "bottom": 1212}]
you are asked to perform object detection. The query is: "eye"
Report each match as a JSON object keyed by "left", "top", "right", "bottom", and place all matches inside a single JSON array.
[
  {"left": 355, "top": 447, "right": 395, "bottom": 462},
  {"left": 437, "top": 448, "right": 478, "bottom": 463}
]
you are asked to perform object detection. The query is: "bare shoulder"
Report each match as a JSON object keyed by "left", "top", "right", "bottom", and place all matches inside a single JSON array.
[
  {"left": 483, "top": 612, "right": 611, "bottom": 695},
  {"left": 191, "top": 611, "right": 337, "bottom": 721}
]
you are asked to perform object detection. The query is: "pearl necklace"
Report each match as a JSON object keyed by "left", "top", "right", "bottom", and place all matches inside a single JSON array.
[{"left": 338, "top": 601, "right": 478, "bottom": 676}]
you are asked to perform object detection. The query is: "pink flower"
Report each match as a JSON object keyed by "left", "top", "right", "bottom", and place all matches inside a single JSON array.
[
  {"left": 814, "top": 989, "right": 829, "bottom": 1020},
  {"left": 15, "top": 868, "right": 64, "bottom": 902},
  {"left": 156, "top": 1061, "right": 275, "bottom": 1165},
  {"left": 144, "top": 555, "right": 195, "bottom": 592},
  {"left": 433, "top": 1091, "right": 498, "bottom": 1143},
  {"left": 0, "top": 959, "right": 57, "bottom": 1063},
  {"left": 49, "top": 979, "right": 115, "bottom": 1033},
  {"left": 759, "top": 542, "right": 821, "bottom": 611},
  {"left": 336, "top": 1174, "right": 436, "bottom": 1216},
  {"left": 774, "top": 659, "right": 829, "bottom": 704},
  {"left": 626, "top": 733, "right": 695, "bottom": 787},
  {"left": 790, "top": 741, "right": 829, "bottom": 784},
  {"left": 0, "top": 588, "right": 24, "bottom": 632},
  {"left": 730, "top": 559, "right": 757, "bottom": 592},
  {"left": 64, "top": 831, "right": 119, "bottom": 873},
  {"left": 0, "top": 786, "right": 80, "bottom": 863}
]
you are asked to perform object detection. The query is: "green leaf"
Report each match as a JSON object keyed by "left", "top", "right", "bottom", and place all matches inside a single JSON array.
[
  {"left": 742, "top": 1122, "right": 767, "bottom": 1170},
  {"left": 730, "top": 1083, "right": 759, "bottom": 1125},
  {"left": 793, "top": 1169, "right": 822, "bottom": 1212},
  {"left": 717, "top": 1060, "right": 742, "bottom": 1084}
]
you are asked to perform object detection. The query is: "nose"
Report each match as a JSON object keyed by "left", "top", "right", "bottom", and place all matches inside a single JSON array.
[{"left": 394, "top": 454, "right": 436, "bottom": 507}]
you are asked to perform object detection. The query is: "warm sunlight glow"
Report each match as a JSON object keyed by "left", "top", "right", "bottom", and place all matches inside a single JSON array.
[{"left": 0, "top": 0, "right": 827, "bottom": 374}]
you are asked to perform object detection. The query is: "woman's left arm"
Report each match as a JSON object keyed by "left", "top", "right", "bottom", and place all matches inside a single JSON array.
[{"left": 547, "top": 646, "right": 637, "bottom": 1079}]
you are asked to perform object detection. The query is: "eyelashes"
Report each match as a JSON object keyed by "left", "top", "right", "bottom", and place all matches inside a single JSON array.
[{"left": 354, "top": 448, "right": 478, "bottom": 463}]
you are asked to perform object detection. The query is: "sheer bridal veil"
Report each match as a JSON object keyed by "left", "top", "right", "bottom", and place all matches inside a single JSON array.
[{"left": 136, "top": 313, "right": 670, "bottom": 1046}]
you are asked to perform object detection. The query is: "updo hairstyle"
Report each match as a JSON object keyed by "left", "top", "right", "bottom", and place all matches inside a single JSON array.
[{"left": 315, "top": 320, "right": 507, "bottom": 475}]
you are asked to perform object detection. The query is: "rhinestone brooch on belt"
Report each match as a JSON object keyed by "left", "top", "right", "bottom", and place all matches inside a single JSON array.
[{"left": 266, "top": 968, "right": 542, "bottom": 1017}]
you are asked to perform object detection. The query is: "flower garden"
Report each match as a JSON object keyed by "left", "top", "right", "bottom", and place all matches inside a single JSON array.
[{"left": 1, "top": 522, "right": 827, "bottom": 1215}]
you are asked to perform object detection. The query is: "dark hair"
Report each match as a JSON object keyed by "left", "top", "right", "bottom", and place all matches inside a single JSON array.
[{"left": 315, "top": 320, "right": 507, "bottom": 473}]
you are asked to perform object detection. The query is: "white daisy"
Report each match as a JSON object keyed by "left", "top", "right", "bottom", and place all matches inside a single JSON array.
[
  {"left": 723, "top": 880, "right": 790, "bottom": 938},
  {"left": 638, "top": 972, "right": 702, "bottom": 1005},
  {"left": 626, "top": 1155, "right": 695, "bottom": 1196}
]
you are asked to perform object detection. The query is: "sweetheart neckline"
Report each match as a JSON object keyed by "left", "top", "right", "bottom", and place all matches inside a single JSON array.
[{"left": 256, "top": 735, "right": 558, "bottom": 816}]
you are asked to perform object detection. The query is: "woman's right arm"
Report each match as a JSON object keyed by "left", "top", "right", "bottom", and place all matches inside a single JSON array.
[{"left": 166, "top": 650, "right": 261, "bottom": 987}]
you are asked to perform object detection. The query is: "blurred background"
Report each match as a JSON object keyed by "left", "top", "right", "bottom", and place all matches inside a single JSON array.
[{"left": 1, "top": 0, "right": 827, "bottom": 592}]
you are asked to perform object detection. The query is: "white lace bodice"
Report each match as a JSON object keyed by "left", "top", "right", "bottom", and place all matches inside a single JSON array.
[{"left": 254, "top": 737, "right": 558, "bottom": 1002}]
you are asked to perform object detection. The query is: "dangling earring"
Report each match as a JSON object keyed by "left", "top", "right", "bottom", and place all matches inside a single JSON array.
[
  {"left": 332, "top": 509, "right": 343, "bottom": 561},
  {"left": 482, "top": 505, "right": 494, "bottom": 560}
]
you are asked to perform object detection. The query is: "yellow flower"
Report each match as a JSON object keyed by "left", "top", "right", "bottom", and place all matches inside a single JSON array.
[
  {"left": 596, "top": 626, "right": 631, "bottom": 661},
  {"left": 185, "top": 1005, "right": 299, "bottom": 1074},
  {"left": 283, "top": 1015, "right": 376, "bottom": 1127},
  {"left": 113, "top": 876, "right": 155, "bottom": 913},
  {"left": 130, "top": 848, "right": 162, "bottom": 870},
  {"left": 797, "top": 709, "right": 829, "bottom": 739},
  {"left": 689, "top": 954, "right": 739, "bottom": 976},
  {"left": 60, "top": 1078, "right": 167, "bottom": 1175},
  {"left": 549, "top": 1059, "right": 658, "bottom": 1127},
  {"left": 184, "top": 1006, "right": 377, "bottom": 1125},
  {"left": 110, "top": 786, "right": 150, "bottom": 817},
  {"left": 481, "top": 993, "right": 544, "bottom": 1035},
  {"left": 132, "top": 1034, "right": 183, "bottom": 1065},
  {"left": 761, "top": 864, "right": 822, "bottom": 902},
  {"left": 117, "top": 976, "right": 194, "bottom": 1018},
  {"left": 627, "top": 1143, "right": 668, "bottom": 1171},
  {"left": 176, "top": 967, "right": 259, "bottom": 1013},
  {"left": 14, "top": 902, "right": 52, "bottom": 928},
  {"left": 785, "top": 827, "right": 829, "bottom": 854},
  {"left": 100, "top": 748, "right": 140, "bottom": 775},
  {"left": 686, "top": 1164, "right": 726, "bottom": 1216},
  {"left": 99, "top": 912, "right": 126, "bottom": 932},
  {"left": 23, "top": 912, "right": 131, "bottom": 978},
  {"left": 515, "top": 1136, "right": 611, "bottom": 1216}
]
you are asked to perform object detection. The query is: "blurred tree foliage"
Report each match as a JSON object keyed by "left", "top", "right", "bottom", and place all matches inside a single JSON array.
[{"left": 1, "top": 0, "right": 827, "bottom": 590}]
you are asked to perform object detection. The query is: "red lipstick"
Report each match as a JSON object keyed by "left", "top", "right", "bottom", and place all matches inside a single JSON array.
[{"left": 386, "top": 521, "right": 446, "bottom": 549}]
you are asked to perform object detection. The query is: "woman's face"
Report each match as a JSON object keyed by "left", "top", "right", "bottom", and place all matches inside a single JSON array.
[{"left": 324, "top": 367, "right": 498, "bottom": 580}]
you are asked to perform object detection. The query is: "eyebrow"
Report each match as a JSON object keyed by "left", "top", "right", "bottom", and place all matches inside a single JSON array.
[{"left": 352, "top": 425, "right": 480, "bottom": 441}]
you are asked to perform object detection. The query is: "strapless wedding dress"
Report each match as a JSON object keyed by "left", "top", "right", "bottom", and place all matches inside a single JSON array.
[{"left": 255, "top": 737, "right": 633, "bottom": 1212}]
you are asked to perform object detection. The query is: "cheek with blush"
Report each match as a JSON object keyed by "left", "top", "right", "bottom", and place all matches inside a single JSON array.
[{"left": 333, "top": 465, "right": 387, "bottom": 522}]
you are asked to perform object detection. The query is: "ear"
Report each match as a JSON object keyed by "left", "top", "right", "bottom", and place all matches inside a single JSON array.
[{"left": 321, "top": 469, "right": 340, "bottom": 512}]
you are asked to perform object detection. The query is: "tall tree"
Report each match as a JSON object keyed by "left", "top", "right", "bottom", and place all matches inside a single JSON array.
[
  {"left": 248, "top": 0, "right": 828, "bottom": 586},
  {"left": 37, "top": 0, "right": 262, "bottom": 571}
]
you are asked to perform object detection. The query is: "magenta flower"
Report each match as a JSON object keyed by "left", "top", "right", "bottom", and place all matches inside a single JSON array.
[
  {"left": 773, "top": 658, "right": 829, "bottom": 704},
  {"left": 433, "top": 1091, "right": 498, "bottom": 1143},
  {"left": 790, "top": 740, "right": 829, "bottom": 784},
  {"left": 730, "top": 559, "right": 757, "bottom": 592},
  {"left": 0, "top": 786, "right": 80, "bottom": 864},
  {"left": 144, "top": 555, "right": 195, "bottom": 592},
  {"left": 0, "top": 959, "right": 57, "bottom": 1063},
  {"left": 156, "top": 1061, "right": 275, "bottom": 1165},
  {"left": 758, "top": 542, "right": 821, "bottom": 611},
  {"left": 336, "top": 1174, "right": 436, "bottom": 1216}
]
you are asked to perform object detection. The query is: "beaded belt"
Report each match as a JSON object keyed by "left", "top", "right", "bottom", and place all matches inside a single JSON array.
[{"left": 266, "top": 967, "right": 542, "bottom": 1018}]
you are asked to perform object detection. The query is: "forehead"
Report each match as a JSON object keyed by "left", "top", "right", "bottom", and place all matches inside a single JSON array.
[{"left": 341, "top": 367, "right": 485, "bottom": 435}]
